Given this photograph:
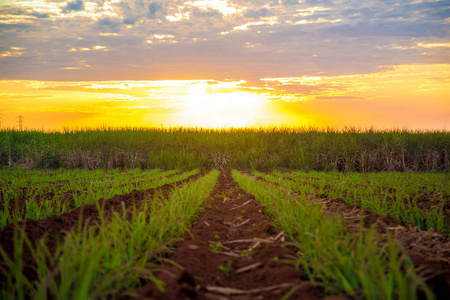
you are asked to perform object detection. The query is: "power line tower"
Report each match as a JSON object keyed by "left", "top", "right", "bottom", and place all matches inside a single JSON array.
[{"left": 17, "top": 115, "right": 24, "bottom": 131}]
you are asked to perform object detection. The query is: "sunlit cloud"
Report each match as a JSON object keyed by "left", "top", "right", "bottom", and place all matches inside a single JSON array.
[
  {"left": 417, "top": 42, "right": 450, "bottom": 48},
  {"left": 68, "top": 46, "right": 108, "bottom": 52},
  {"left": 262, "top": 64, "right": 450, "bottom": 101},
  {"left": 188, "top": 0, "right": 239, "bottom": 16},
  {"left": 166, "top": 12, "right": 190, "bottom": 22},
  {"left": 222, "top": 16, "right": 279, "bottom": 34},
  {"left": 101, "top": 94, "right": 141, "bottom": 102},
  {"left": 1, "top": 47, "right": 25, "bottom": 57},
  {"left": 0, "top": 14, "right": 36, "bottom": 24},
  {"left": 59, "top": 60, "right": 91, "bottom": 70},
  {"left": 286, "top": 17, "right": 342, "bottom": 25},
  {"left": 2, "top": 0, "right": 448, "bottom": 80},
  {"left": 293, "top": 7, "right": 331, "bottom": 17},
  {"left": 98, "top": 32, "right": 119, "bottom": 36}
]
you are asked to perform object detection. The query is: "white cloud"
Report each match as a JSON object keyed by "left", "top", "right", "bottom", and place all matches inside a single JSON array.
[
  {"left": 187, "top": 0, "right": 239, "bottom": 16},
  {"left": 417, "top": 42, "right": 450, "bottom": 48}
]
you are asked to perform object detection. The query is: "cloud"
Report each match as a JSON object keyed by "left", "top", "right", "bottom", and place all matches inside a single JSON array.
[
  {"left": 0, "top": 23, "right": 31, "bottom": 29},
  {"left": 94, "top": 17, "right": 122, "bottom": 33},
  {"left": 29, "top": 11, "right": 49, "bottom": 19},
  {"left": 316, "top": 96, "right": 364, "bottom": 101},
  {"left": 281, "top": 0, "right": 300, "bottom": 5},
  {"left": 115, "top": 0, "right": 146, "bottom": 24},
  {"left": 62, "top": 0, "right": 85, "bottom": 13},
  {"left": 244, "top": 8, "right": 269, "bottom": 19},
  {"left": 192, "top": 7, "right": 222, "bottom": 18},
  {"left": 0, "top": 0, "right": 449, "bottom": 81},
  {"left": 327, "top": 21, "right": 448, "bottom": 38},
  {"left": 148, "top": 1, "right": 167, "bottom": 19},
  {"left": 1, "top": 47, "right": 25, "bottom": 57},
  {"left": 123, "top": 16, "right": 138, "bottom": 25}
]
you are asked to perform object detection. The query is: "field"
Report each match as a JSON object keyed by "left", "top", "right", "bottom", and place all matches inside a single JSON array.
[
  {"left": 1, "top": 127, "right": 449, "bottom": 171},
  {"left": 0, "top": 128, "right": 449, "bottom": 299}
]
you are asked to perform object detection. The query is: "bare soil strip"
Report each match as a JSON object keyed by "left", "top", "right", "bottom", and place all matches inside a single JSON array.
[
  {"left": 137, "top": 171, "right": 344, "bottom": 300},
  {"left": 0, "top": 172, "right": 203, "bottom": 283},
  {"left": 251, "top": 173, "right": 450, "bottom": 299}
]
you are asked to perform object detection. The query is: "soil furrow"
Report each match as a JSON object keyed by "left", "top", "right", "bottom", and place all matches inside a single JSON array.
[{"left": 136, "top": 171, "right": 342, "bottom": 300}]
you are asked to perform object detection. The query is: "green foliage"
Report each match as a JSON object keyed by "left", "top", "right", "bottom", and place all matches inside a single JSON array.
[
  {"left": 232, "top": 170, "right": 434, "bottom": 300},
  {"left": 209, "top": 241, "right": 222, "bottom": 252},
  {"left": 0, "top": 169, "right": 200, "bottom": 228},
  {"left": 218, "top": 260, "right": 232, "bottom": 278},
  {"left": 1, "top": 126, "right": 448, "bottom": 172},
  {"left": 0, "top": 169, "right": 219, "bottom": 299},
  {"left": 264, "top": 170, "right": 449, "bottom": 235},
  {"left": 146, "top": 149, "right": 209, "bottom": 170}
]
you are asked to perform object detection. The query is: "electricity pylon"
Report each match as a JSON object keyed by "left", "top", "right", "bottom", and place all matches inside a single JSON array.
[{"left": 17, "top": 115, "right": 24, "bottom": 131}]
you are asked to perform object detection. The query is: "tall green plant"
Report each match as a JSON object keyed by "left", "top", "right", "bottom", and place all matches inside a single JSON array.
[{"left": 1, "top": 127, "right": 448, "bottom": 171}]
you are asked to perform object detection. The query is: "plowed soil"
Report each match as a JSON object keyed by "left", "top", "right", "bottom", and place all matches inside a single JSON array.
[
  {"left": 1, "top": 170, "right": 448, "bottom": 299},
  {"left": 251, "top": 173, "right": 450, "bottom": 299},
  {"left": 137, "top": 171, "right": 344, "bottom": 300},
  {"left": 0, "top": 172, "right": 203, "bottom": 283}
]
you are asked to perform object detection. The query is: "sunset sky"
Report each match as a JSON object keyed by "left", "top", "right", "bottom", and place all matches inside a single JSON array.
[{"left": 0, "top": 0, "right": 449, "bottom": 130}]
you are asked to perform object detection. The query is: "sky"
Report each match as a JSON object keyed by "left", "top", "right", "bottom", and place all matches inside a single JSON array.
[{"left": 0, "top": 0, "right": 449, "bottom": 130}]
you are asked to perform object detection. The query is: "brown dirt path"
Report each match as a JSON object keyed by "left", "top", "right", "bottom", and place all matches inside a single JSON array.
[{"left": 137, "top": 171, "right": 345, "bottom": 300}]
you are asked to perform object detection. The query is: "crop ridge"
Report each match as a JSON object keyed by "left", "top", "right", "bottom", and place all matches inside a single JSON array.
[
  {"left": 0, "top": 171, "right": 205, "bottom": 283},
  {"left": 250, "top": 171, "right": 450, "bottom": 299},
  {"left": 262, "top": 170, "right": 449, "bottom": 234},
  {"left": 136, "top": 171, "right": 336, "bottom": 300},
  {"left": 1, "top": 167, "right": 448, "bottom": 299},
  {"left": 0, "top": 169, "right": 185, "bottom": 227}
]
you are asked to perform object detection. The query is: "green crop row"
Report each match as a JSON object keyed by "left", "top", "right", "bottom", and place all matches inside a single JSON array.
[
  {"left": 0, "top": 169, "right": 160, "bottom": 195},
  {"left": 0, "top": 169, "right": 199, "bottom": 228},
  {"left": 283, "top": 170, "right": 450, "bottom": 197},
  {"left": 260, "top": 170, "right": 449, "bottom": 235},
  {"left": 0, "top": 168, "right": 152, "bottom": 186},
  {"left": 232, "top": 170, "right": 433, "bottom": 300},
  {"left": 0, "top": 169, "right": 219, "bottom": 299},
  {"left": 1, "top": 127, "right": 448, "bottom": 172}
]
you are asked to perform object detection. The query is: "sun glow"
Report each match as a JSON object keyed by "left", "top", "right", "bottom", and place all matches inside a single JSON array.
[
  {"left": 181, "top": 84, "right": 265, "bottom": 128},
  {"left": 0, "top": 64, "right": 449, "bottom": 130}
]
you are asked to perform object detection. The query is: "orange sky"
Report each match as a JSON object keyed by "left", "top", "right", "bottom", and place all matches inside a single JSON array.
[{"left": 1, "top": 64, "right": 449, "bottom": 130}]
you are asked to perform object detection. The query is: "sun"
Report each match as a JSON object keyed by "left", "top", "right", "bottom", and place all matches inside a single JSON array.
[
  {"left": 181, "top": 83, "right": 265, "bottom": 128},
  {"left": 184, "top": 84, "right": 211, "bottom": 115}
]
